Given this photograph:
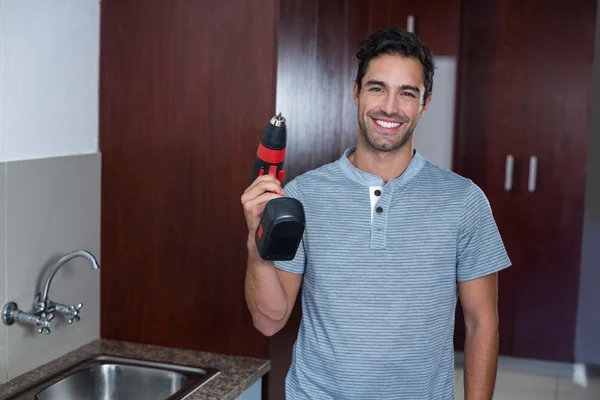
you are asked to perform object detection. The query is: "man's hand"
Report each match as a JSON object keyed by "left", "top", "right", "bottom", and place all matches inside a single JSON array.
[
  {"left": 459, "top": 272, "right": 500, "bottom": 400},
  {"left": 241, "top": 174, "right": 285, "bottom": 236}
]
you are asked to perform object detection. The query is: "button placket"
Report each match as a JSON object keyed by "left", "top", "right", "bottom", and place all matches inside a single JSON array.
[{"left": 370, "top": 187, "right": 393, "bottom": 249}]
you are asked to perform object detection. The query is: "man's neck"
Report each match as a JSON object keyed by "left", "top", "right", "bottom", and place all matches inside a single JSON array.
[{"left": 348, "top": 142, "right": 415, "bottom": 184}]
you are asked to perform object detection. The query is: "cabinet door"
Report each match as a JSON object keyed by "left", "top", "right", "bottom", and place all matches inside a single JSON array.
[
  {"left": 453, "top": 0, "right": 595, "bottom": 362},
  {"left": 406, "top": 0, "right": 461, "bottom": 57},
  {"left": 451, "top": 0, "right": 527, "bottom": 355},
  {"left": 508, "top": 0, "right": 595, "bottom": 362}
]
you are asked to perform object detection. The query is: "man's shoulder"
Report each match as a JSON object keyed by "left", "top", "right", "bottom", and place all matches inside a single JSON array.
[
  {"left": 282, "top": 160, "right": 343, "bottom": 198},
  {"left": 418, "top": 157, "right": 475, "bottom": 195},
  {"left": 418, "top": 159, "right": 495, "bottom": 221},
  {"left": 411, "top": 157, "right": 497, "bottom": 221}
]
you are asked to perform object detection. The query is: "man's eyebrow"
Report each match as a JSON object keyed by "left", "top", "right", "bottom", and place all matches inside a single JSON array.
[
  {"left": 400, "top": 85, "right": 421, "bottom": 93},
  {"left": 365, "top": 80, "right": 421, "bottom": 93},
  {"left": 365, "top": 80, "right": 387, "bottom": 87}
]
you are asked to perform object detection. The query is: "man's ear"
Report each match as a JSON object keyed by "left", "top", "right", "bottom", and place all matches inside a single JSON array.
[
  {"left": 419, "top": 93, "right": 433, "bottom": 118},
  {"left": 353, "top": 82, "right": 359, "bottom": 105}
]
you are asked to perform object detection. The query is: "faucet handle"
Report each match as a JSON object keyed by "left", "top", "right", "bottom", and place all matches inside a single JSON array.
[
  {"left": 67, "top": 303, "right": 82, "bottom": 324},
  {"left": 37, "top": 312, "right": 53, "bottom": 334},
  {"left": 47, "top": 301, "right": 83, "bottom": 324}
]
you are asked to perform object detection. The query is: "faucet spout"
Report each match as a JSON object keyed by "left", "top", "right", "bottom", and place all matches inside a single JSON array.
[{"left": 36, "top": 250, "right": 100, "bottom": 311}]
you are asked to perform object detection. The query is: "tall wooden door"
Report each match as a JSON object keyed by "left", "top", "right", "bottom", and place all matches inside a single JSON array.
[
  {"left": 453, "top": 0, "right": 596, "bottom": 362},
  {"left": 99, "top": 0, "right": 278, "bottom": 358}
]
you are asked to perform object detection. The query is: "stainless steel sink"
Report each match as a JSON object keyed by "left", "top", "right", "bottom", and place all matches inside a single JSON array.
[{"left": 5, "top": 355, "right": 220, "bottom": 400}]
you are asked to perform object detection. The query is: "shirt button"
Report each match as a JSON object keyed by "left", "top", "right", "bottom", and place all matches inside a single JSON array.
[
  {"left": 374, "top": 190, "right": 382, "bottom": 196},
  {"left": 376, "top": 206, "right": 383, "bottom": 214}
]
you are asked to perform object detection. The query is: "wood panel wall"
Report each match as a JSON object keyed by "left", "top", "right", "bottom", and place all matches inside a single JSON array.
[{"left": 99, "top": 0, "right": 278, "bottom": 359}]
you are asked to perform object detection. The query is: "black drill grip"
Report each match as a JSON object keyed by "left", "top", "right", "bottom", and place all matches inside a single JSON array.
[{"left": 250, "top": 156, "right": 285, "bottom": 185}]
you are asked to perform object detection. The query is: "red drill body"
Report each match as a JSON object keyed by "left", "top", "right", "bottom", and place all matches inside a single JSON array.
[{"left": 250, "top": 113, "right": 287, "bottom": 184}]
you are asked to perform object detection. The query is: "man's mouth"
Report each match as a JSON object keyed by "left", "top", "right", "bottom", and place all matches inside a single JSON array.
[{"left": 372, "top": 117, "right": 403, "bottom": 132}]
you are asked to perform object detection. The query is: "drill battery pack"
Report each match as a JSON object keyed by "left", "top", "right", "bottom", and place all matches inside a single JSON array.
[{"left": 255, "top": 197, "right": 305, "bottom": 261}]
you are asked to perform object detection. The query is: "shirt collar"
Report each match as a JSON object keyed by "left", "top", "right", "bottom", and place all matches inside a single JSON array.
[{"left": 337, "top": 147, "right": 426, "bottom": 188}]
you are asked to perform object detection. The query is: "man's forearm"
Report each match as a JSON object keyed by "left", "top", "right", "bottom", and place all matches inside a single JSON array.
[
  {"left": 245, "top": 236, "right": 289, "bottom": 334},
  {"left": 463, "top": 320, "right": 499, "bottom": 400}
]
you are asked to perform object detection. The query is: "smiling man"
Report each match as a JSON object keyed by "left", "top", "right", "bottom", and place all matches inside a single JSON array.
[{"left": 242, "top": 28, "right": 511, "bottom": 400}]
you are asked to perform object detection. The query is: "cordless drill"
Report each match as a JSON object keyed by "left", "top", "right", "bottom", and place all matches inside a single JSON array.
[{"left": 250, "top": 113, "right": 305, "bottom": 261}]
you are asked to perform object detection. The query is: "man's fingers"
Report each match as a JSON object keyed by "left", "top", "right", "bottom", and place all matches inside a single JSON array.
[
  {"left": 242, "top": 181, "right": 284, "bottom": 203},
  {"left": 244, "top": 174, "right": 280, "bottom": 194},
  {"left": 244, "top": 192, "right": 283, "bottom": 214}
]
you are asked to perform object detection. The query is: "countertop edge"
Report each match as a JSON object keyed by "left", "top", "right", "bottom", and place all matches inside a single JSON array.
[
  {"left": 220, "top": 363, "right": 271, "bottom": 400},
  {"left": 0, "top": 339, "right": 271, "bottom": 400}
]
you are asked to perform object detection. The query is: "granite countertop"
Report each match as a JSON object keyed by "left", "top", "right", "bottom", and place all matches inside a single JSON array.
[{"left": 0, "top": 339, "right": 270, "bottom": 400}]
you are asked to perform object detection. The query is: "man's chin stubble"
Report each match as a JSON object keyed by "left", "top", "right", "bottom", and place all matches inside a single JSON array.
[{"left": 360, "top": 128, "right": 413, "bottom": 153}]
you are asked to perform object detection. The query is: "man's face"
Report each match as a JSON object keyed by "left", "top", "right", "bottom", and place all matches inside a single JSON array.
[{"left": 354, "top": 54, "right": 431, "bottom": 153}]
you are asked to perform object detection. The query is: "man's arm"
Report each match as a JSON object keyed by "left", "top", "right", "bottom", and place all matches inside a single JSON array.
[
  {"left": 459, "top": 272, "right": 500, "bottom": 400},
  {"left": 241, "top": 174, "right": 304, "bottom": 337},
  {"left": 245, "top": 236, "right": 303, "bottom": 337}
]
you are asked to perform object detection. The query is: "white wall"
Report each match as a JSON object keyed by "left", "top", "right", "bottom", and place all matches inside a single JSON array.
[
  {"left": 0, "top": 0, "right": 99, "bottom": 162},
  {"left": 414, "top": 56, "right": 457, "bottom": 171},
  {"left": 0, "top": 0, "right": 101, "bottom": 383}
]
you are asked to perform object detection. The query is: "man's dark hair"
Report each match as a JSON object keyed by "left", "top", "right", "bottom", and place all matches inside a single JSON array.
[{"left": 355, "top": 27, "right": 435, "bottom": 105}]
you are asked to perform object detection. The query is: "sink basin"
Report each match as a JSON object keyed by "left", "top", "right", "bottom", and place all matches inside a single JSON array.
[{"left": 5, "top": 355, "right": 220, "bottom": 400}]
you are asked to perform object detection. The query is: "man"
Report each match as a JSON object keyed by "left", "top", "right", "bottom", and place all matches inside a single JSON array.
[{"left": 241, "top": 27, "right": 511, "bottom": 400}]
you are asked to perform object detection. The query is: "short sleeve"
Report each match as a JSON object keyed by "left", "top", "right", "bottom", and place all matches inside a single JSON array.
[
  {"left": 456, "top": 182, "right": 512, "bottom": 282},
  {"left": 273, "top": 177, "right": 307, "bottom": 275}
]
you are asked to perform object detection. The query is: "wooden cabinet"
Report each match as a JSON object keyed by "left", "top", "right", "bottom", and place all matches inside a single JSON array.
[
  {"left": 351, "top": 0, "right": 461, "bottom": 57},
  {"left": 452, "top": 0, "right": 597, "bottom": 362},
  {"left": 99, "top": 0, "right": 277, "bottom": 359},
  {"left": 405, "top": 0, "right": 461, "bottom": 56}
]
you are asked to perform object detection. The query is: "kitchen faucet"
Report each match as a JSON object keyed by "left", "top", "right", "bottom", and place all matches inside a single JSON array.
[
  {"left": 2, "top": 249, "right": 100, "bottom": 334},
  {"left": 35, "top": 249, "right": 100, "bottom": 322}
]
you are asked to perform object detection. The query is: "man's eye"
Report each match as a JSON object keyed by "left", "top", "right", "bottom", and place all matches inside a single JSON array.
[
  {"left": 402, "top": 92, "right": 416, "bottom": 97},
  {"left": 370, "top": 87, "right": 383, "bottom": 92}
]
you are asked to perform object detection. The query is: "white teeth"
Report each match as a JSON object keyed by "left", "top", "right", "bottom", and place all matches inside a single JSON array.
[{"left": 375, "top": 119, "right": 400, "bottom": 129}]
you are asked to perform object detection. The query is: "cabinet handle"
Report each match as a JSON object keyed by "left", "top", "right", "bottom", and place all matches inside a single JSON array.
[
  {"left": 504, "top": 154, "right": 514, "bottom": 191},
  {"left": 407, "top": 15, "right": 415, "bottom": 33},
  {"left": 528, "top": 156, "right": 538, "bottom": 193}
]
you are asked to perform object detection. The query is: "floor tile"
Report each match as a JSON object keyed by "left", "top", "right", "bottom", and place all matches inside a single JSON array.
[
  {"left": 557, "top": 392, "right": 600, "bottom": 400},
  {"left": 557, "top": 377, "right": 600, "bottom": 400},
  {"left": 454, "top": 368, "right": 557, "bottom": 399},
  {"left": 455, "top": 385, "right": 556, "bottom": 400},
  {"left": 495, "top": 370, "right": 558, "bottom": 391},
  {"left": 455, "top": 367, "right": 463, "bottom": 384},
  {"left": 493, "top": 387, "right": 557, "bottom": 400}
]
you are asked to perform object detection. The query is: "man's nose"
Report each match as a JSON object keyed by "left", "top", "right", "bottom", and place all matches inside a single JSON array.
[{"left": 381, "top": 93, "right": 398, "bottom": 116}]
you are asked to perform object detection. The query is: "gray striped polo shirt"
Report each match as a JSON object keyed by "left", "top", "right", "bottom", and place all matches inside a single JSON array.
[{"left": 274, "top": 147, "right": 511, "bottom": 400}]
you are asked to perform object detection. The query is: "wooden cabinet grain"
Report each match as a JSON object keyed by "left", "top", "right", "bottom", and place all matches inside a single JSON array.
[
  {"left": 452, "top": 0, "right": 596, "bottom": 362},
  {"left": 99, "top": 0, "right": 277, "bottom": 358}
]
